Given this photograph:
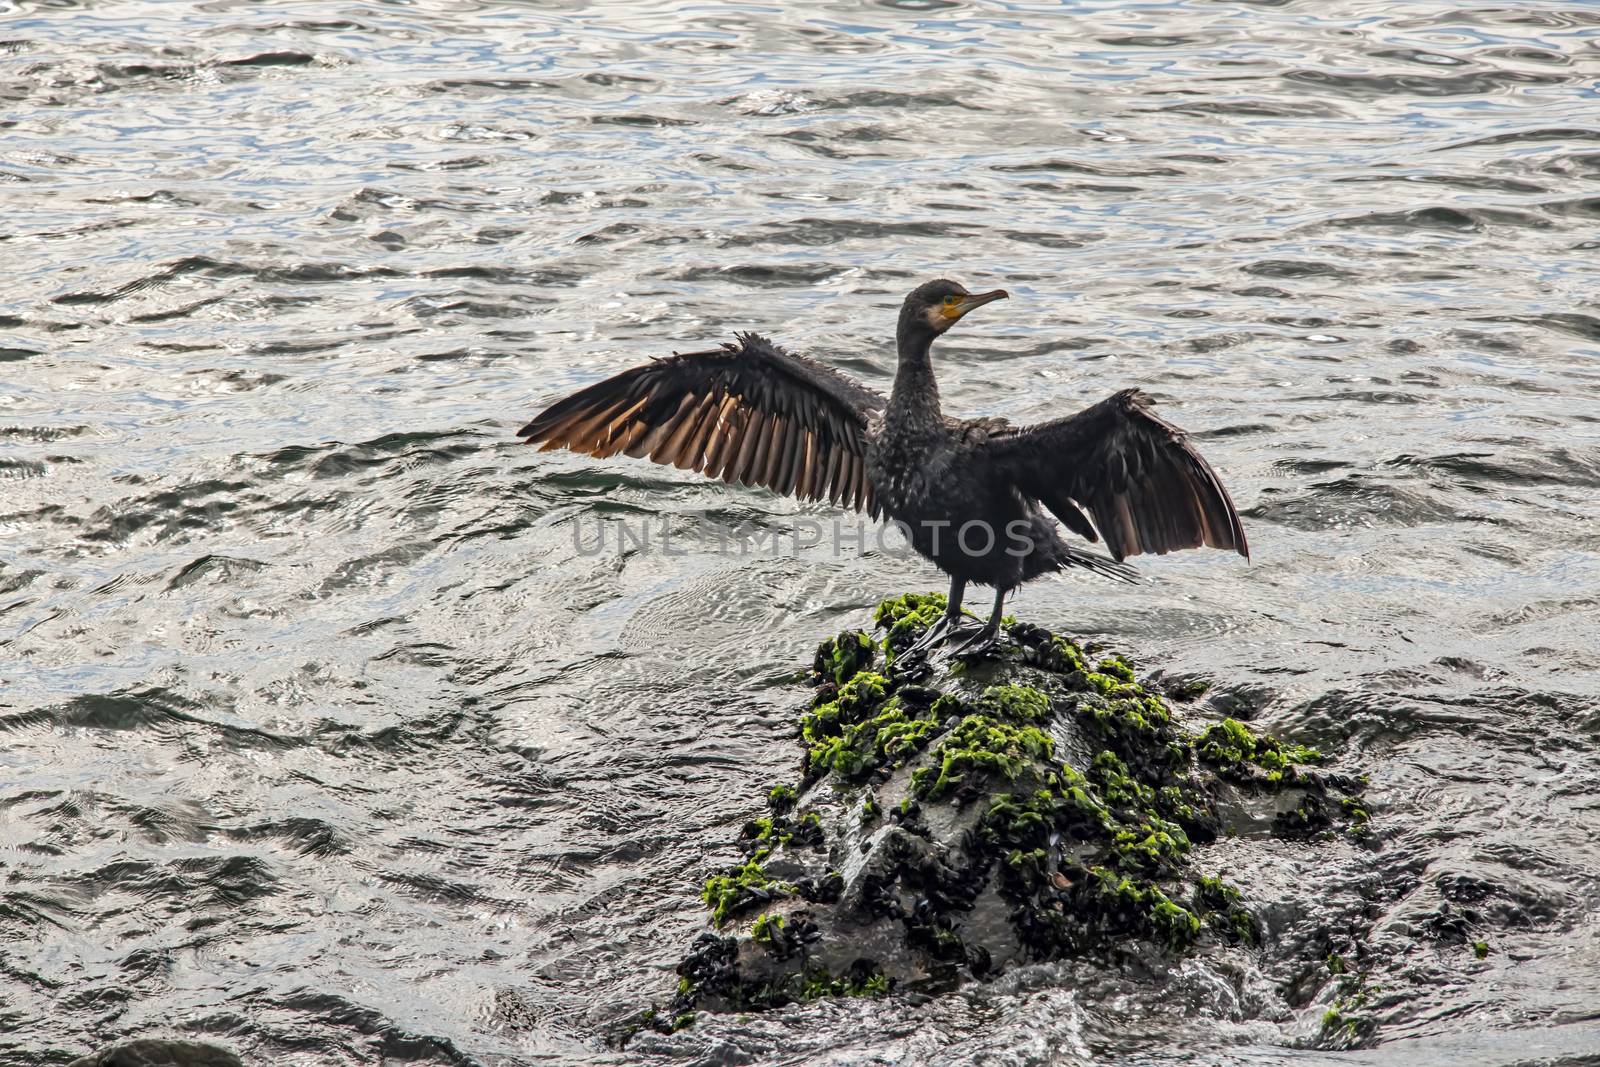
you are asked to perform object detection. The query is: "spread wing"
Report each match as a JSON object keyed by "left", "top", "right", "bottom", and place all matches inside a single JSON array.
[
  {"left": 518, "top": 332, "right": 886, "bottom": 515},
  {"left": 981, "top": 388, "right": 1248, "bottom": 562}
]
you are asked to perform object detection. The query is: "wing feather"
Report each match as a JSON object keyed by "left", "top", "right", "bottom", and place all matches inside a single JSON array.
[
  {"left": 752, "top": 413, "right": 779, "bottom": 488},
  {"left": 779, "top": 419, "right": 803, "bottom": 497},
  {"left": 706, "top": 396, "right": 743, "bottom": 478},
  {"left": 733, "top": 408, "right": 768, "bottom": 486},
  {"left": 824, "top": 446, "right": 845, "bottom": 506}
]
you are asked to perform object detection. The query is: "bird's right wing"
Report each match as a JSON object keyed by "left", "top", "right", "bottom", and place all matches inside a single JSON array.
[{"left": 518, "top": 332, "right": 886, "bottom": 514}]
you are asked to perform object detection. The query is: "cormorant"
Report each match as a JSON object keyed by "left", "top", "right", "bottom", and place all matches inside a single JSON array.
[{"left": 519, "top": 280, "right": 1248, "bottom": 657}]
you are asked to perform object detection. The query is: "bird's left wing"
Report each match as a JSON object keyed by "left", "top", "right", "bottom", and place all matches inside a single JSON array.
[
  {"left": 979, "top": 388, "right": 1248, "bottom": 562},
  {"left": 518, "top": 332, "right": 886, "bottom": 514}
]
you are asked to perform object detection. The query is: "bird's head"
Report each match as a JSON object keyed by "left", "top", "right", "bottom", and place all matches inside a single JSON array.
[{"left": 899, "top": 278, "right": 1009, "bottom": 342}]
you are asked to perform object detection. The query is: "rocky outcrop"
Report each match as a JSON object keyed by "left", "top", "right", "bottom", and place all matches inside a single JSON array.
[{"left": 656, "top": 593, "right": 1366, "bottom": 1028}]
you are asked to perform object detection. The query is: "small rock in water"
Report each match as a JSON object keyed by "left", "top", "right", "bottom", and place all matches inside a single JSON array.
[{"left": 67, "top": 1039, "right": 244, "bottom": 1067}]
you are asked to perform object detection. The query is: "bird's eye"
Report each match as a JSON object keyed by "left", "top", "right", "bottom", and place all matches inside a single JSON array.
[{"left": 943, "top": 295, "right": 958, "bottom": 306}]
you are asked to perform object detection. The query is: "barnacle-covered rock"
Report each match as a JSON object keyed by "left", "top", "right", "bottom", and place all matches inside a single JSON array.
[{"left": 660, "top": 593, "right": 1365, "bottom": 1025}]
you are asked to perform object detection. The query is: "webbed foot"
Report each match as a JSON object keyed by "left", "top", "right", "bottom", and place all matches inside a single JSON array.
[
  {"left": 898, "top": 615, "right": 957, "bottom": 663},
  {"left": 949, "top": 623, "right": 1001, "bottom": 660}
]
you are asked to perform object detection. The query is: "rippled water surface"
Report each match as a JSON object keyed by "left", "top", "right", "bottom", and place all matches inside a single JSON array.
[{"left": 4, "top": 0, "right": 1600, "bottom": 1063}]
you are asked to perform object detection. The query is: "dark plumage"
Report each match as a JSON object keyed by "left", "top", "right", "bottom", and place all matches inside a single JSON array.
[{"left": 519, "top": 279, "right": 1248, "bottom": 657}]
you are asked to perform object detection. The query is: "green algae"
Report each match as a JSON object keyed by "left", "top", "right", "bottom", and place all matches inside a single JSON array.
[
  {"left": 1197, "top": 717, "right": 1323, "bottom": 781},
  {"left": 910, "top": 714, "right": 1056, "bottom": 800},
  {"left": 1110, "top": 823, "right": 1191, "bottom": 878},
  {"left": 1081, "top": 671, "right": 1119, "bottom": 695},
  {"left": 1341, "top": 799, "right": 1370, "bottom": 821},
  {"left": 702, "top": 857, "right": 788, "bottom": 928},
  {"left": 1097, "top": 654, "right": 1136, "bottom": 683},
  {"left": 1341, "top": 796, "right": 1371, "bottom": 828},
  {"left": 808, "top": 683, "right": 1055, "bottom": 791},
  {"left": 1079, "top": 691, "right": 1173, "bottom": 743},
  {"left": 1064, "top": 867, "right": 1201, "bottom": 952},
  {"left": 741, "top": 810, "right": 825, "bottom": 858},
  {"left": 1090, "top": 750, "right": 1158, "bottom": 811},
  {"left": 806, "top": 698, "right": 937, "bottom": 779},
  {"left": 1088, "top": 748, "right": 1212, "bottom": 850},
  {"left": 872, "top": 591, "right": 948, "bottom": 629},
  {"left": 976, "top": 683, "right": 1052, "bottom": 723},
  {"left": 1150, "top": 897, "right": 1202, "bottom": 951},
  {"left": 1051, "top": 637, "right": 1087, "bottom": 673},
  {"left": 801, "top": 671, "right": 891, "bottom": 749},
  {"left": 799, "top": 962, "right": 892, "bottom": 1000},
  {"left": 873, "top": 591, "right": 954, "bottom": 665},
  {"left": 860, "top": 794, "right": 879, "bottom": 826},
  {"left": 1195, "top": 875, "right": 1258, "bottom": 945},
  {"left": 766, "top": 783, "right": 798, "bottom": 814},
  {"left": 873, "top": 590, "right": 949, "bottom": 631},
  {"left": 813, "top": 629, "right": 877, "bottom": 687},
  {"left": 751, "top": 912, "right": 784, "bottom": 947},
  {"left": 981, "top": 782, "right": 1111, "bottom": 856}
]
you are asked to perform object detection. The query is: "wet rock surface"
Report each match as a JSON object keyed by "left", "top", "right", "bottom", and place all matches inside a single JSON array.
[{"left": 659, "top": 594, "right": 1366, "bottom": 1027}]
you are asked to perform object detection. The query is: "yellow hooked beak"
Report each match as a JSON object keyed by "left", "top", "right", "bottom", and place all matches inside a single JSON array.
[{"left": 941, "top": 288, "right": 1010, "bottom": 321}]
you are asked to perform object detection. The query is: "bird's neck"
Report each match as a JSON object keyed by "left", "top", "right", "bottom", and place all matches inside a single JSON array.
[{"left": 889, "top": 321, "right": 942, "bottom": 426}]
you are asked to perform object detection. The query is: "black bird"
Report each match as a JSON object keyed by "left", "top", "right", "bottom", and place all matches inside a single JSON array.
[{"left": 519, "top": 280, "right": 1248, "bottom": 657}]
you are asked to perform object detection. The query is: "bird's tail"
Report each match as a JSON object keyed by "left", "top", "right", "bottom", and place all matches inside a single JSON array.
[{"left": 1054, "top": 545, "right": 1141, "bottom": 584}]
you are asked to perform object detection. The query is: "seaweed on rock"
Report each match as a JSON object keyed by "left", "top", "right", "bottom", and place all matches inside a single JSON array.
[{"left": 664, "top": 593, "right": 1366, "bottom": 1024}]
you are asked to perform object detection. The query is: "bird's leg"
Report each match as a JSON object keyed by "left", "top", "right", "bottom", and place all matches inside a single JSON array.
[
  {"left": 944, "top": 575, "right": 966, "bottom": 621},
  {"left": 900, "top": 577, "right": 967, "bottom": 660},
  {"left": 947, "top": 580, "right": 988, "bottom": 638},
  {"left": 941, "top": 574, "right": 971, "bottom": 638},
  {"left": 951, "top": 586, "right": 1008, "bottom": 659}
]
